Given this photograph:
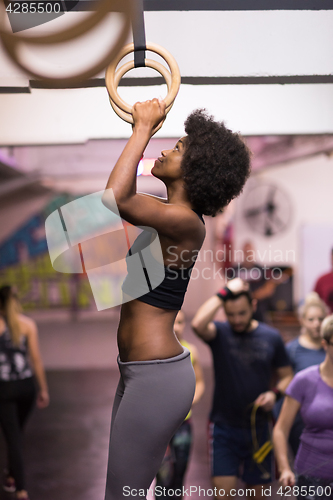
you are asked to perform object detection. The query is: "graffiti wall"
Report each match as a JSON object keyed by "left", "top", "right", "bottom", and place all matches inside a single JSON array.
[{"left": 0, "top": 195, "right": 94, "bottom": 311}]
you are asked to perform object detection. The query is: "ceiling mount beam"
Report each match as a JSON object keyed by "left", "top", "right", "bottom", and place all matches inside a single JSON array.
[{"left": 143, "top": 0, "right": 333, "bottom": 10}]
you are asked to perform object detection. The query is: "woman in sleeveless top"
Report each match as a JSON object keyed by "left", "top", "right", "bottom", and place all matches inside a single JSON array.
[
  {"left": 0, "top": 285, "right": 49, "bottom": 500},
  {"left": 102, "top": 99, "right": 251, "bottom": 500}
]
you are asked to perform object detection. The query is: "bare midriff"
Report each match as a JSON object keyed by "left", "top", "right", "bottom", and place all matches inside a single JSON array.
[{"left": 117, "top": 300, "right": 183, "bottom": 362}]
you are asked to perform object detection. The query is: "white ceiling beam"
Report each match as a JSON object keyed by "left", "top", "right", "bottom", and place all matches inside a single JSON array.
[{"left": 1, "top": 83, "right": 333, "bottom": 145}]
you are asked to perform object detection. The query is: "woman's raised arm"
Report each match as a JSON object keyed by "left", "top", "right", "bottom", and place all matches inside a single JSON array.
[
  {"left": 102, "top": 99, "right": 202, "bottom": 240},
  {"left": 104, "top": 99, "right": 165, "bottom": 203}
]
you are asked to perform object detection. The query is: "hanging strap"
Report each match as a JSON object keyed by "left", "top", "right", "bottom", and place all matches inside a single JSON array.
[{"left": 131, "top": 0, "right": 146, "bottom": 68}]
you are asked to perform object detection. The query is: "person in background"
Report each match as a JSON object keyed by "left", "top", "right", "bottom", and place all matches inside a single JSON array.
[
  {"left": 314, "top": 248, "right": 333, "bottom": 312},
  {"left": 273, "top": 315, "right": 333, "bottom": 496},
  {"left": 0, "top": 285, "right": 49, "bottom": 500},
  {"left": 273, "top": 292, "right": 328, "bottom": 456},
  {"left": 156, "top": 310, "right": 205, "bottom": 499},
  {"left": 288, "top": 292, "right": 328, "bottom": 373},
  {"left": 191, "top": 278, "right": 293, "bottom": 500},
  {"left": 227, "top": 242, "right": 289, "bottom": 322}
]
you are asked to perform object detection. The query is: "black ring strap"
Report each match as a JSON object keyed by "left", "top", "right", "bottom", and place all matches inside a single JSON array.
[{"left": 131, "top": 0, "right": 146, "bottom": 68}]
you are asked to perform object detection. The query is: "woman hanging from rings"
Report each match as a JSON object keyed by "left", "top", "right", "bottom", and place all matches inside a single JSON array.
[{"left": 102, "top": 99, "right": 251, "bottom": 500}]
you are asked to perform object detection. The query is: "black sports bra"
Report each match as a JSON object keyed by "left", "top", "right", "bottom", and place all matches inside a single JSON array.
[{"left": 121, "top": 210, "right": 204, "bottom": 310}]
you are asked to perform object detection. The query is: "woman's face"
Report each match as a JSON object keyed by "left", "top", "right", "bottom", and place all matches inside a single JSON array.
[
  {"left": 301, "top": 306, "right": 325, "bottom": 340},
  {"left": 151, "top": 137, "right": 187, "bottom": 181}
]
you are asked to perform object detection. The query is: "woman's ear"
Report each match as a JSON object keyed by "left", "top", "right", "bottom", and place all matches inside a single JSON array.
[{"left": 321, "top": 338, "right": 328, "bottom": 352}]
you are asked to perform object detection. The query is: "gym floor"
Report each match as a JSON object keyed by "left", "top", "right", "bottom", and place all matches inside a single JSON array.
[{"left": 0, "top": 313, "right": 298, "bottom": 500}]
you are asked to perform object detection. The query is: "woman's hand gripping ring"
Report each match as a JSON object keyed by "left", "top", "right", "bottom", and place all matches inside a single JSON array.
[{"left": 105, "top": 42, "right": 180, "bottom": 133}]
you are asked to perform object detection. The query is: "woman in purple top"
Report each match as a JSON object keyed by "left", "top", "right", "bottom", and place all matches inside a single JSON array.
[
  {"left": 273, "top": 314, "right": 333, "bottom": 494},
  {"left": 282, "top": 293, "right": 328, "bottom": 456}
]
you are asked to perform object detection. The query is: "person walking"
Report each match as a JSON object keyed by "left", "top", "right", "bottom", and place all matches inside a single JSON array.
[{"left": 0, "top": 285, "right": 49, "bottom": 500}]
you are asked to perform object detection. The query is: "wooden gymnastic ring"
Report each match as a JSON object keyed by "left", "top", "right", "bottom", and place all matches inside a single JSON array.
[
  {"left": 0, "top": 0, "right": 131, "bottom": 86},
  {"left": 107, "top": 58, "right": 174, "bottom": 130},
  {"left": 105, "top": 42, "right": 180, "bottom": 116}
]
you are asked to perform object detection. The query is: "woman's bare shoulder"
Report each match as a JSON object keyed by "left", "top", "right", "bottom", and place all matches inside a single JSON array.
[
  {"left": 18, "top": 314, "right": 37, "bottom": 336},
  {"left": 169, "top": 205, "right": 206, "bottom": 240}
]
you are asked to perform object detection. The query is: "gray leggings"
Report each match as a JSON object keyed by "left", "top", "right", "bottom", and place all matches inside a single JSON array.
[{"left": 104, "top": 348, "right": 196, "bottom": 500}]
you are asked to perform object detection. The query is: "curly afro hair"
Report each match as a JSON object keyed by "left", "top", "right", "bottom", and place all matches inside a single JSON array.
[{"left": 181, "top": 109, "right": 251, "bottom": 216}]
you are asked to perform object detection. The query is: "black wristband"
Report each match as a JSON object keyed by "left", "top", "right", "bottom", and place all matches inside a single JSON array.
[
  {"left": 272, "top": 388, "right": 283, "bottom": 401},
  {"left": 216, "top": 286, "right": 234, "bottom": 301}
]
